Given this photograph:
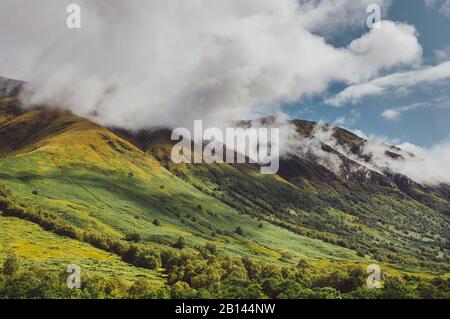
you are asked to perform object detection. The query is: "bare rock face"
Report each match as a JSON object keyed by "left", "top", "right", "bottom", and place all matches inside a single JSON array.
[{"left": 0, "top": 77, "right": 23, "bottom": 98}]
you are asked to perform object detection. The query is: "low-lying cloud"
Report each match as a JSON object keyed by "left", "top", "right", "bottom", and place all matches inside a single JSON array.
[
  {"left": 359, "top": 137, "right": 450, "bottom": 185},
  {"left": 326, "top": 128, "right": 450, "bottom": 186},
  {"left": 4, "top": 0, "right": 449, "bottom": 186},
  {"left": 0, "top": 0, "right": 420, "bottom": 131}
]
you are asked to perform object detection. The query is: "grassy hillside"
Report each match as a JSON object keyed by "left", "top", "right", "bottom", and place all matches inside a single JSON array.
[
  {"left": 0, "top": 99, "right": 364, "bottom": 265},
  {"left": 0, "top": 215, "right": 163, "bottom": 283},
  {"left": 0, "top": 96, "right": 448, "bottom": 299},
  {"left": 124, "top": 128, "right": 450, "bottom": 273}
]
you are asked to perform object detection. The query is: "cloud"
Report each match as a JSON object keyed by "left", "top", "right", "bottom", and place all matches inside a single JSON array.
[
  {"left": 425, "top": 0, "right": 450, "bottom": 17},
  {"left": 0, "top": 0, "right": 421, "bottom": 130},
  {"left": 298, "top": 0, "right": 391, "bottom": 34},
  {"left": 380, "top": 109, "right": 401, "bottom": 121},
  {"left": 363, "top": 137, "right": 450, "bottom": 185},
  {"left": 333, "top": 109, "right": 361, "bottom": 126},
  {"left": 316, "top": 124, "right": 450, "bottom": 186},
  {"left": 327, "top": 61, "right": 450, "bottom": 106},
  {"left": 435, "top": 45, "right": 450, "bottom": 62},
  {"left": 381, "top": 102, "right": 430, "bottom": 121},
  {"left": 283, "top": 122, "right": 345, "bottom": 173},
  {"left": 302, "top": 124, "right": 450, "bottom": 186}
]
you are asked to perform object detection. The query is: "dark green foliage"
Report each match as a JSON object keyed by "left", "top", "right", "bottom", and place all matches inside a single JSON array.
[
  {"left": 235, "top": 226, "right": 244, "bottom": 236},
  {"left": 125, "top": 231, "right": 142, "bottom": 242},
  {"left": 1, "top": 251, "right": 20, "bottom": 276},
  {"left": 0, "top": 196, "right": 81, "bottom": 240},
  {"left": 313, "top": 267, "right": 366, "bottom": 293},
  {"left": 205, "top": 242, "right": 218, "bottom": 255},
  {"left": 0, "top": 181, "right": 449, "bottom": 299},
  {"left": 0, "top": 238, "right": 449, "bottom": 299},
  {"left": 173, "top": 237, "right": 186, "bottom": 249},
  {"left": 152, "top": 219, "right": 161, "bottom": 226}
]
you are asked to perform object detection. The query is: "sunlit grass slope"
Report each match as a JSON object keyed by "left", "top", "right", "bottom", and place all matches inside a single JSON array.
[
  {"left": 0, "top": 101, "right": 363, "bottom": 271},
  {"left": 0, "top": 215, "right": 163, "bottom": 284}
]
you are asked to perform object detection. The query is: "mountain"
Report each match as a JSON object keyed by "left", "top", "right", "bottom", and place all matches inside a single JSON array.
[
  {"left": 0, "top": 80, "right": 448, "bottom": 299},
  {"left": 0, "top": 77, "right": 23, "bottom": 99},
  {"left": 116, "top": 121, "right": 450, "bottom": 270}
]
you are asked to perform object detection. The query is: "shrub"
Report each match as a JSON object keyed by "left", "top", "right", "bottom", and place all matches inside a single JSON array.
[
  {"left": 125, "top": 231, "right": 142, "bottom": 242},
  {"left": 205, "top": 242, "right": 218, "bottom": 255},
  {"left": 84, "top": 232, "right": 109, "bottom": 250},
  {"left": 173, "top": 237, "right": 186, "bottom": 249},
  {"left": 2, "top": 251, "right": 20, "bottom": 276},
  {"left": 152, "top": 219, "right": 161, "bottom": 226},
  {"left": 235, "top": 227, "right": 244, "bottom": 236}
]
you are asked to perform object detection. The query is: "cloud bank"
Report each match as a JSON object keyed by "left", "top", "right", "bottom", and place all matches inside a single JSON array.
[
  {"left": 4, "top": 0, "right": 448, "bottom": 186},
  {"left": 0, "top": 0, "right": 420, "bottom": 130},
  {"left": 299, "top": 123, "right": 450, "bottom": 186},
  {"left": 359, "top": 137, "right": 450, "bottom": 185}
]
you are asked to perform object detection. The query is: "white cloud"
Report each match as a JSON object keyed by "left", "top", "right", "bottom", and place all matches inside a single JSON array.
[
  {"left": 308, "top": 124, "right": 450, "bottom": 185},
  {"left": 298, "top": 0, "right": 391, "bottom": 34},
  {"left": 333, "top": 109, "right": 361, "bottom": 126},
  {"left": 425, "top": 0, "right": 450, "bottom": 17},
  {"left": 381, "top": 102, "right": 430, "bottom": 121},
  {"left": 366, "top": 138, "right": 450, "bottom": 185},
  {"left": 381, "top": 109, "right": 401, "bottom": 121},
  {"left": 0, "top": 0, "right": 421, "bottom": 130},
  {"left": 327, "top": 61, "right": 450, "bottom": 106},
  {"left": 435, "top": 45, "right": 450, "bottom": 62}
]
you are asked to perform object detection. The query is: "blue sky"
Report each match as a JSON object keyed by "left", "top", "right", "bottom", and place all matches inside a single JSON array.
[{"left": 284, "top": 0, "right": 450, "bottom": 147}]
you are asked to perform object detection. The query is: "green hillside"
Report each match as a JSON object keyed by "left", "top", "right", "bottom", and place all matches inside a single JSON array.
[
  {"left": 0, "top": 99, "right": 363, "bottom": 264},
  {"left": 0, "top": 95, "right": 449, "bottom": 299}
]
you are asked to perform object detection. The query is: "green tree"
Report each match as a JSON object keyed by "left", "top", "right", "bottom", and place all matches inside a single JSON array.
[
  {"left": 125, "top": 231, "right": 142, "bottom": 242},
  {"left": 152, "top": 219, "right": 161, "bottom": 226},
  {"left": 235, "top": 227, "right": 244, "bottom": 236},
  {"left": 205, "top": 242, "right": 218, "bottom": 255},
  {"left": 2, "top": 250, "right": 20, "bottom": 276},
  {"left": 173, "top": 236, "right": 186, "bottom": 249},
  {"left": 128, "top": 278, "right": 159, "bottom": 298},
  {"left": 171, "top": 281, "right": 197, "bottom": 299}
]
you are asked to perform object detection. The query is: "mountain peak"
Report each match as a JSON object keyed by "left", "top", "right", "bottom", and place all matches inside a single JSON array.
[{"left": 0, "top": 77, "right": 24, "bottom": 99}]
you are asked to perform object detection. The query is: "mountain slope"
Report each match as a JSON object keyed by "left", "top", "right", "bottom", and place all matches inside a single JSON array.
[
  {"left": 0, "top": 98, "right": 363, "bottom": 272},
  {"left": 118, "top": 122, "right": 450, "bottom": 272},
  {"left": 0, "top": 86, "right": 448, "bottom": 296}
]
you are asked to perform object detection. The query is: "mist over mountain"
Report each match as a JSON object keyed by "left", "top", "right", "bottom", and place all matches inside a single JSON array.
[
  {"left": 1, "top": 0, "right": 420, "bottom": 131},
  {"left": 3, "top": 75, "right": 450, "bottom": 187},
  {"left": 0, "top": 77, "right": 23, "bottom": 99}
]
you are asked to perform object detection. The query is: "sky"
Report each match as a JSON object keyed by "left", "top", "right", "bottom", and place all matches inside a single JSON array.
[
  {"left": 285, "top": 0, "right": 450, "bottom": 147},
  {"left": 0, "top": 0, "right": 449, "bottom": 148}
]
